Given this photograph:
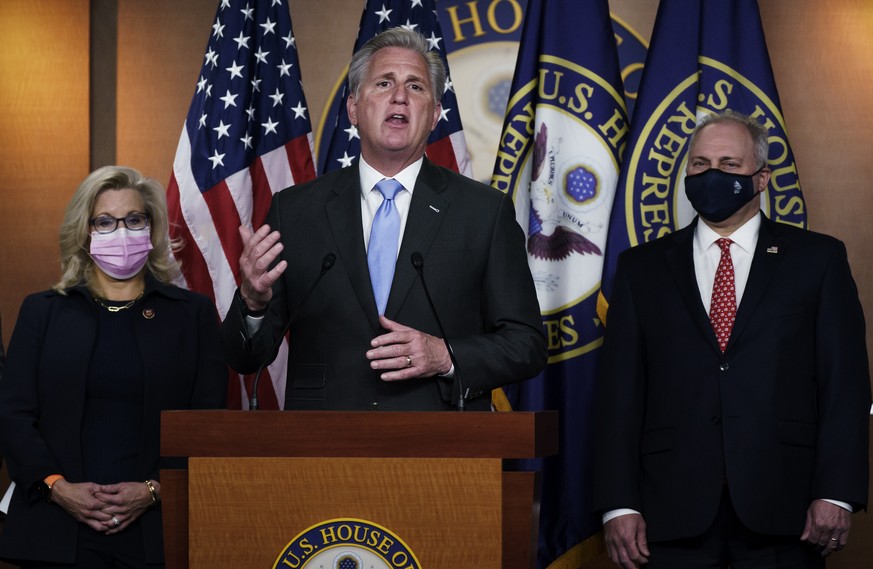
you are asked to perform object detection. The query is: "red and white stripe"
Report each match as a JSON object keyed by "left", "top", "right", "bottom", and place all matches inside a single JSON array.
[
  {"left": 167, "top": 127, "right": 316, "bottom": 409},
  {"left": 426, "top": 131, "right": 473, "bottom": 178}
]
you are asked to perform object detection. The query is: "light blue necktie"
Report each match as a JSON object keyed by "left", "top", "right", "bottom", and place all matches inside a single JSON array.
[{"left": 368, "top": 178, "right": 404, "bottom": 315}]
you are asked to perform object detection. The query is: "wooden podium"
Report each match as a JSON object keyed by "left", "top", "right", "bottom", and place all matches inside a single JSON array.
[{"left": 160, "top": 410, "right": 558, "bottom": 568}]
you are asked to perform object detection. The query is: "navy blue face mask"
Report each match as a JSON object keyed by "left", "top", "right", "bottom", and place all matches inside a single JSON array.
[{"left": 684, "top": 167, "right": 764, "bottom": 222}]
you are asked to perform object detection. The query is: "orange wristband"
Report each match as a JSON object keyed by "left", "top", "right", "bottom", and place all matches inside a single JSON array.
[{"left": 44, "top": 474, "right": 64, "bottom": 489}]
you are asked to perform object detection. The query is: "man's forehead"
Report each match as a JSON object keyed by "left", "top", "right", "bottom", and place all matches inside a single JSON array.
[
  {"left": 370, "top": 47, "right": 427, "bottom": 70},
  {"left": 690, "top": 122, "right": 755, "bottom": 156},
  {"left": 372, "top": 67, "right": 426, "bottom": 81}
]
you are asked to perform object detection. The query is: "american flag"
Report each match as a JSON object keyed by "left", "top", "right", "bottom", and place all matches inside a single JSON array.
[
  {"left": 318, "top": 0, "right": 472, "bottom": 177},
  {"left": 167, "top": 0, "right": 316, "bottom": 409}
]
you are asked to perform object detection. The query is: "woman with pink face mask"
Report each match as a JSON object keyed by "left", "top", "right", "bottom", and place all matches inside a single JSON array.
[{"left": 0, "top": 166, "right": 227, "bottom": 568}]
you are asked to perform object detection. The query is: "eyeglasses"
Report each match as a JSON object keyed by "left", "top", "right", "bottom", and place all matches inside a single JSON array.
[{"left": 90, "top": 212, "right": 150, "bottom": 234}]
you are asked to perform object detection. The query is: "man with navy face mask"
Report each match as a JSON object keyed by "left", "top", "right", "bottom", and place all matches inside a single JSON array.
[{"left": 594, "top": 110, "right": 870, "bottom": 569}]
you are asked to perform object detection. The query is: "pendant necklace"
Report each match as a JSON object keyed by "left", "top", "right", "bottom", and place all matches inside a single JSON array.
[{"left": 94, "top": 291, "right": 144, "bottom": 313}]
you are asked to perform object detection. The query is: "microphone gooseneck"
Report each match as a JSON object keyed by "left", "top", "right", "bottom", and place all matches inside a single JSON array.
[
  {"left": 410, "top": 252, "right": 466, "bottom": 411},
  {"left": 250, "top": 253, "right": 336, "bottom": 410}
]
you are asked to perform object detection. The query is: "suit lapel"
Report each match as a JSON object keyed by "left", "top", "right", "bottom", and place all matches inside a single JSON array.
[
  {"left": 665, "top": 220, "right": 721, "bottom": 353},
  {"left": 386, "top": 159, "right": 448, "bottom": 318},
  {"left": 325, "top": 165, "right": 382, "bottom": 332},
  {"left": 726, "top": 215, "right": 784, "bottom": 352}
]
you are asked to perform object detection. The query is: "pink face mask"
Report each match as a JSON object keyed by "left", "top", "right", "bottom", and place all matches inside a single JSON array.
[{"left": 89, "top": 227, "right": 153, "bottom": 279}]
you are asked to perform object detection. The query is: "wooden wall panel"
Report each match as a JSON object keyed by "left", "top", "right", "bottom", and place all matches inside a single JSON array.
[
  {"left": 0, "top": 0, "right": 89, "bottom": 347},
  {"left": 115, "top": 0, "right": 216, "bottom": 184},
  {"left": 761, "top": 2, "right": 873, "bottom": 379},
  {"left": 1, "top": 1, "right": 871, "bottom": 565}
]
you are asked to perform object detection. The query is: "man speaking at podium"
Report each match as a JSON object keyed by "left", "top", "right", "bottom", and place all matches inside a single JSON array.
[{"left": 221, "top": 28, "right": 546, "bottom": 411}]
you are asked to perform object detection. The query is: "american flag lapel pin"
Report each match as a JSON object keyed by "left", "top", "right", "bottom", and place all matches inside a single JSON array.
[{"left": 766, "top": 246, "right": 779, "bottom": 254}]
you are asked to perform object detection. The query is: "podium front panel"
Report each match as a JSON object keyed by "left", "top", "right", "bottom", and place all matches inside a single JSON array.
[{"left": 188, "top": 457, "right": 502, "bottom": 568}]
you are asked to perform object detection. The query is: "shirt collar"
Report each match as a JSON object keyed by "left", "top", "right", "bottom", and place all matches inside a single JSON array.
[
  {"left": 694, "top": 212, "right": 761, "bottom": 255},
  {"left": 358, "top": 156, "right": 423, "bottom": 198}
]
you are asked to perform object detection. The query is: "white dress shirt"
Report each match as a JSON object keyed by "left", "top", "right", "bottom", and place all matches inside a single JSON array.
[
  {"left": 693, "top": 214, "right": 759, "bottom": 313},
  {"left": 359, "top": 156, "right": 422, "bottom": 254}
]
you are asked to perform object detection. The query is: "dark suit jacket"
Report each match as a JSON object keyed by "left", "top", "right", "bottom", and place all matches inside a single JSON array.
[
  {"left": 593, "top": 214, "right": 871, "bottom": 542},
  {"left": 0, "top": 275, "right": 227, "bottom": 564},
  {"left": 0, "top": 312, "right": 5, "bottom": 380},
  {"left": 222, "top": 158, "right": 546, "bottom": 410}
]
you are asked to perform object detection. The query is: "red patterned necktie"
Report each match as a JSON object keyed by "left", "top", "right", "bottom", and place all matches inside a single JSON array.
[{"left": 710, "top": 238, "right": 736, "bottom": 353}]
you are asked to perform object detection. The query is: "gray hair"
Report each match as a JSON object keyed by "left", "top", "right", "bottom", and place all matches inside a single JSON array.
[
  {"left": 55, "top": 165, "right": 181, "bottom": 294},
  {"left": 347, "top": 27, "right": 446, "bottom": 104},
  {"left": 689, "top": 110, "right": 770, "bottom": 169}
]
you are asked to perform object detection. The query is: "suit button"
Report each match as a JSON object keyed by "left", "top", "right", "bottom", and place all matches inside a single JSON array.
[
  {"left": 719, "top": 363, "right": 730, "bottom": 371},
  {"left": 712, "top": 416, "right": 721, "bottom": 424}
]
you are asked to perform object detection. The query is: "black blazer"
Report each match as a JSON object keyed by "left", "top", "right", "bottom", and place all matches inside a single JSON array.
[
  {"left": 222, "top": 158, "right": 547, "bottom": 410},
  {"left": 0, "top": 312, "right": 5, "bottom": 380},
  {"left": 0, "top": 275, "right": 227, "bottom": 564},
  {"left": 593, "top": 214, "right": 870, "bottom": 542}
]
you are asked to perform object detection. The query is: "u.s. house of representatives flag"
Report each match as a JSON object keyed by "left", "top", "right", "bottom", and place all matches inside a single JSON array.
[
  {"left": 491, "top": 0, "right": 628, "bottom": 567},
  {"left": 317, "top": 0, "right": 472, "bottom": 177},
  {"left": 598, "top": 0, "right": 807, "bottom": 321},
  {"left": 167, "top": 0, "right": 317, "bottom": 409}
]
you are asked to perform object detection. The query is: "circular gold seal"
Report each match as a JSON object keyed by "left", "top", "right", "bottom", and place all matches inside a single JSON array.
[{"left": 272, "top": 518, "right": 422, "bottom": 569}]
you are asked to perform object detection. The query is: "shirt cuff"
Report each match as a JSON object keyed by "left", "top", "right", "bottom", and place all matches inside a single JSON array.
[
  {"left": 602, "top": 500, "right": 851, "bottom": 527},
  {"left": 602, "top": 508, "right": 640, "bottom": 525},
  {"left": 822, "top": 499, "right": 853, "bottom": 513},
  {"left": 244, "top": 313, "right": 264, "bottom": 336}
]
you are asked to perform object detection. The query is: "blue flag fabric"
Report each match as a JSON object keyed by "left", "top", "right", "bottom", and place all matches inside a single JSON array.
[
  {"left": 317, "top": 0, "right": 471, "bottom": 176},
  {"left": 598, "top": 0, "right": 807, "bottom": 321},
  {"left": 491, "top": 0, "right": 628, "bottom": 566}
]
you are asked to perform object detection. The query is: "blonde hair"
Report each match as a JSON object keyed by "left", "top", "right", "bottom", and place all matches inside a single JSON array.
[{"left": 54, "top": 165, "right": 181, "bottom": 294}]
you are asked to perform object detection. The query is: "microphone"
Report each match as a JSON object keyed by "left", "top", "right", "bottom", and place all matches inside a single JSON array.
[
  {"left": 410, "top": 252, "right": 467, "bottom": 411},
  {"left": 250, "top": 253, "right": 336, "bottom": 410}
]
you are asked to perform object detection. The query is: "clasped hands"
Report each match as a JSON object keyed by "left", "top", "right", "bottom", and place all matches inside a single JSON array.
[
  {"left": 49, "top": 479, "right": 156, "bottom": 534},
  {"left": 239, "top": 225, "right": 452, "bottom": 379}
]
